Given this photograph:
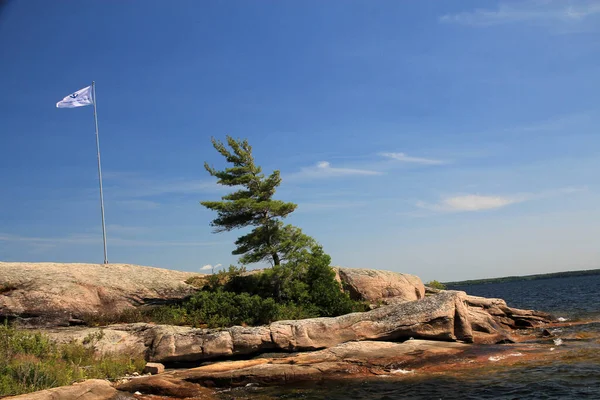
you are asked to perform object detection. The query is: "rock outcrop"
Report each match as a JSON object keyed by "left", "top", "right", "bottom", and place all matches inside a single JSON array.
[
  {"left": 116, "top": 338, "right": 544, "bottom": 394},
  {"left": 0, "top": 262, "right": 201, "bottom": 326},
  {"left": 6, "top": 379, "right": 117, "bottom": 400},
  {"left": 44, "top": 290, "right": 551, "bottom": 365},
  {"left": 335, "top": 267, "right": 425, "bottom": 304},
  {"left": 464, "top": 294, "right": 553, "bottom": 344},
  {"left": 3, "top": 262, "right": 557, "bottom": 400}
]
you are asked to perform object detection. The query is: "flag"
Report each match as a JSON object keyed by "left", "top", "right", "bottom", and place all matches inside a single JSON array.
[{"left": 56, "top": 85, "right": 94, "bottom": 108}]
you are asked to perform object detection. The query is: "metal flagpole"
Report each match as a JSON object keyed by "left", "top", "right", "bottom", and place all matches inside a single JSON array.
[{"left": 92, "top": 81, "right": 108, "bottom": 264}]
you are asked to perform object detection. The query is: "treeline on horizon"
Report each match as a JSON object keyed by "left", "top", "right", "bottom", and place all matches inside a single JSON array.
[{"left": 444, "top": 268, "right": 600, "bottom": 287}]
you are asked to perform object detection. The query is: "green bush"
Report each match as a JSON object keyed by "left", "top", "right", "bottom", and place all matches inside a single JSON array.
[
  {"left": 0, "top": 323, "right": 145, "bottom": 397},
  {"left": 193, "top": 244, "right": 367, "bottom": 325},
  {"left": 179, "top": 290, "right": 279, "bottom": 328},
  {"left": 79, "top": 246, "right": 367, "bottom": 329},
  {"left": 426, "top": 280, "right": 447, "bottom": 290},
  {"left": 110, "top": 246, "right": 368, "bottom": 329}
]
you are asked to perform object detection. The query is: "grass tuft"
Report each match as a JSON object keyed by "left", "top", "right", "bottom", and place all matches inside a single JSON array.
[{"left": 0, "top": 322, "right": 145, "bottom": 397}]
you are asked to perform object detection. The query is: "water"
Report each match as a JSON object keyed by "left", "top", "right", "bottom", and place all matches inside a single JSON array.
[
  {"left": 218, "top": 274, "right": 600, "bottom": 400},
  {"left": 448, "top": 274, "right": 600, "bottom": 322}
]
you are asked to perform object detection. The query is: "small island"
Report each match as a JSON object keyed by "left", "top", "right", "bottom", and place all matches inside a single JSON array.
[{"left": 0, "top": 138, "right": 568, "bottom": 400}]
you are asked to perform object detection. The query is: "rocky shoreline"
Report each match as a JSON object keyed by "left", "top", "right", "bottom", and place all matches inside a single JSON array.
[{"left": 1, "top": 262, "right": 557, "bottom": 399}]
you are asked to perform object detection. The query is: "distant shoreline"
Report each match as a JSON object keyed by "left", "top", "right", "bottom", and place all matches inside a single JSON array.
[{"left": 445, "top": 268, "right": 600, "bottom": 286}]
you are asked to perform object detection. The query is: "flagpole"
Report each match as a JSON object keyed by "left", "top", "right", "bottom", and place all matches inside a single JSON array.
[{"left": 92, "top": 81, "right": 108, "bottom": 264}]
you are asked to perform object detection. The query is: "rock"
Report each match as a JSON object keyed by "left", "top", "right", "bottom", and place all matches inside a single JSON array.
[
  {"left": 0, "top": 262, "right": 202, "bottom": 326},
  {"left": 117, "top": 375, "right": 215, "bottom": 398},
  {"left": 53, "top": 291, "right": 475, "bottom": 364},
  {"left": 335, "top": 267, "right": 425, "bottom": 304},
  {"left": 463, "top": 294, "right": 554, "bottom": 343},
  {"left": 118, "top": 338, "right": 533, "bottom": 392},
  {"left": 143, "top": 362, "right": 165, "bottom": 375},
  {"left": 43, "top": 289, "right": 553, "bottom": 364},
  {"left": 44, "top": 323, "right": 151, "bottom": 359},
  {"left": 6, "top": 379, "right": 117, "bottom": 400}
]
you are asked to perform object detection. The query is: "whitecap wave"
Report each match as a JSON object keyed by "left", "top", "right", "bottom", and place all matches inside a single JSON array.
[{"left": 390, "top": 368, "right": 415, "bottom": 374}]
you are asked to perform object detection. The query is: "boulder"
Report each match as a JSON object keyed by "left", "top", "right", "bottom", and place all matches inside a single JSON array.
[
  {"left": 143, "top": 362, "right": 165, "bottom": 375},
  {"left": 0, "top": 262, "right": 201, "bottom": 326},
  {"left": 6, "top": 379, "right": 117, "bottom": 400},
  {"left": 335, "top": 267, "right": 425, "bottom": 304}
]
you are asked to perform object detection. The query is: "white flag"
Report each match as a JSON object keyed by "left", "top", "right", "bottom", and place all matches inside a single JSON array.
[{"left": 56, "top": 85, "right": 94, "bottom": 108}]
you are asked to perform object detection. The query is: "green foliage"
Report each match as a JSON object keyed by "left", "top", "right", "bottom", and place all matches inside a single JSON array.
[
  {"left": 81, "top": 308, "right": 145, "bottom": 327},
  {"left": 180, "top": 290, "right": 279, "bottom": 328},
  {"left": 426, "top": 280, "right": 447, "bottom": 290},
  {"left": 220, "top": 244, "right": 367, "bottom": 319},
  {"left": 0, "top": 323, "right": 145, "bottom": 396},
  {"left": 80, "top": 244, "right": 367, "bottom": 329},
  {"left": 201, "top": 136, "right": 298, "bottom": 266}
]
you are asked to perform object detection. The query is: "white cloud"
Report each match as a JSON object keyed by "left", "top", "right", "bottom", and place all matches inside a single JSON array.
[
  {"left": 440, "top": 0, "right": 600, "bottom": 27},
  {"left": 415, "top": 187, "right": 585, "bottom": 214},
  {"left": 289, "top": 161, "right": 381, "bottom": 180},
  {"left": 417, "top": 194, "right": 526, "bottom": 213},
  {"left": 380, "top": 152, "right": 445, "bottom": 165},
  {"left": 200, "top": 263, "right": 222, "bottom": 272}
]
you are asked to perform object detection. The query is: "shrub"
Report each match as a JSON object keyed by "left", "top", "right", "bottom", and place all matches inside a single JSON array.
[
  {"left": 426, "top": 280, "right": 447, "bottom": 290},
  {"left": 0, "top": 323, "right": 145, "bottom": 397}
]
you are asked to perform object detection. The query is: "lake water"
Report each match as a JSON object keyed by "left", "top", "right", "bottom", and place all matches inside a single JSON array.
[{"left": 218, "top": 273, "right": 600, "bottom": 400}]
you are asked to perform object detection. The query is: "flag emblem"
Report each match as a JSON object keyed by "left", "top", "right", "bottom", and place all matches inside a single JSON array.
[{"left": 57, "top": 85, "right": 93, "bottom": 108}]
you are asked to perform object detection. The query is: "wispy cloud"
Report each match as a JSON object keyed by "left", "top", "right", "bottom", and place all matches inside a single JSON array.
[
  {"left": 0, "top": 233, "right": 223, "bottom": 248},
  {"left": 114, "top": 199, "right": 161, "bottom": 210},
  {"left": 296, "top": 200, "right": 367, "bottom": 212},
  {"left": 105, "top": 224, "right": 150, "bottom": 235},
  {"left": 200, "top": 263, "right": 221, "bottom": 271},
  {"left": 416, "top": 187, "right": 585, "bottom": 214},
  {"left": 103, "top": 172, "right": 223, "bottom": 199},
  {"left": 440, "top": 0, "right": 600, "bottom": 28},
  {"left": 417, "top": 195, "right": 525, "bottom": 212},
  {"left": 380, "top": 152, "right": 445, "bottom": 165},
  {"left": 288, "top": 161, "right": 381, "bottom": 180}
]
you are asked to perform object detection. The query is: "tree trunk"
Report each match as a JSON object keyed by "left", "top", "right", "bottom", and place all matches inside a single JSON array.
[{"left": 272, "top": 252, "right": 281, "bottom": 266}]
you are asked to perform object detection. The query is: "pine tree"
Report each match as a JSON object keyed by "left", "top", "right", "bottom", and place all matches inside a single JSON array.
[{"left": 201, "top": 136, "right": 299, "bottom": 266}]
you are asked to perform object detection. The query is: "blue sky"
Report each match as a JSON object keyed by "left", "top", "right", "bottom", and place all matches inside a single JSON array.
[{"left": 1, "top": 0, "right": 599, "bottom": 282}]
